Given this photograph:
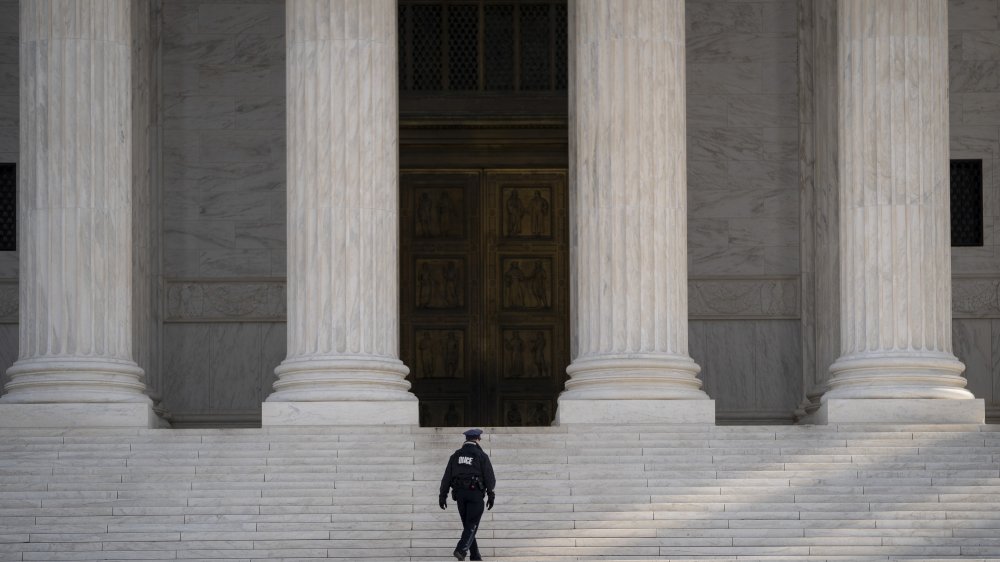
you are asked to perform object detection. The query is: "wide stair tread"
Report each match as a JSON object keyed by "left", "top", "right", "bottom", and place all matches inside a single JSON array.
[{"left": 1, "top": 424, "right": 998, "bottom": 560}]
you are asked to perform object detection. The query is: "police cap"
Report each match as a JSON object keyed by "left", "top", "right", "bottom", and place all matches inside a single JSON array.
[{"left": 463, "top": 428, "right": 483, "bottom": 439}]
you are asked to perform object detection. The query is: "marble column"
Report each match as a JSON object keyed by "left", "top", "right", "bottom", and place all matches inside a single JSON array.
[
  {"left": 556, "top": 0, "right": 714, "bottom": 424},
  {"left": 0, "top": 0, "right": 156, "bottom": 428},
  {"left": 263, "top": 0, "right": 418, "bottom": 425},
  {"left": 819, "top": 0, "right": 984, "bottom": 424}
]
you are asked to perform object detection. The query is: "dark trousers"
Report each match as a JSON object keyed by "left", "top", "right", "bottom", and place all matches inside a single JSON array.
[{"left": 454, "top": 488, "right": 484, "bottom": 557}]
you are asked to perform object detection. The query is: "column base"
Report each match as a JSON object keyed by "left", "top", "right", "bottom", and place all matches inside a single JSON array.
[
  {"left": 262, "top": 400, "right": 419, "bottom": 426},
  {"left": 0, "top": 402, "right": 159, "bottom": 428},
  {"left": 554, "top": 399, "right": 715, "bottom": 425},
  {"left": 815, "top": 398, "right": 985, "bottom": 424}
]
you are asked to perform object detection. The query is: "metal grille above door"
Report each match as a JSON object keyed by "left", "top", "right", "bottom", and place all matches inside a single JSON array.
[
  {"left": 398, "top": 1, "right": 568, "bottom": 93},
  {"left": 950, "top": 159, "right": 984, "bottom": 247},
  {"left": 0, "top": 164, "right": 15, "bottom": 252}
]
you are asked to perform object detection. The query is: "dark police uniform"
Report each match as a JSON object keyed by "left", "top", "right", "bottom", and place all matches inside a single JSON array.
[{"left": 439, "top": 429, "right": 496, "bottom": 561}]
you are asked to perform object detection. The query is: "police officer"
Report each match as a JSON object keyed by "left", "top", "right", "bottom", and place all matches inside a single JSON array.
[{"left": 439, "top": 428, "right": 496, "bottom": 561}]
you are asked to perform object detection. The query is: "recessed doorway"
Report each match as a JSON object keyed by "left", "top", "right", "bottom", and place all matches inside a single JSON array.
[
  {"left": 400, "top": 168, "right": 568, "bottom": 427},
  {"left": 398, "top": 0, "right": 569, "bottom": 427}
]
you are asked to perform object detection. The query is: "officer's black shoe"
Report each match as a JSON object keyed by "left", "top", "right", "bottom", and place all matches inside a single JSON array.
[
  {"left": 453, "top": 548, "right": 467, "bottom": 560},
  {"left": 469, "top": 556, "right": 483, "bottom": 561}
]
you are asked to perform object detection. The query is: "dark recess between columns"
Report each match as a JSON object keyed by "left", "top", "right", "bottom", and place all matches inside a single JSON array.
[{"left": 950, "top": 159, "right": 984, "bottom": 248}]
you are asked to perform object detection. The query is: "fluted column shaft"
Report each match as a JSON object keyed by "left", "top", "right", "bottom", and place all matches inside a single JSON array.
[
  {"left": 269, "top": 0, "right": 415, "bottom": 407},
  {"left": 2, "top": 0, "right": 148, "bottom": 404},
  {"left": 825, "top": 0, "right": 972, "bottom": 400},
  {"left": 561, "top": 0, "right": 708, "bottom": 403}
]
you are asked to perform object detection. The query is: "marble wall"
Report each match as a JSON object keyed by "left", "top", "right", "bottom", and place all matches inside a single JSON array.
[
  {"left": 685, "top": 1, "right": 802, "bottom": 422},
  {"left": 160, "top": 0, "right": 286, "bottom": 279},
  {"left": 951, "top": 0, "right": 1000, "bottom": 278},
  {"left": 686, "top": 0, "right": 799, "bottom": 278},
  {"left": 159, "top": 0, "right": 285, "bottom": 424},
  {"left": 162, "top": 322, "right": 283, "bottom": 426},
  {"left": 0, "top": 1, "right": 18, "bottom": 392},
  {"left": 0, "top": 0, "right": 14, "bottom": 166},
  {"left": 0, "top": 0, "right": 18, "bottom": 282},
  {"left": 691, "top": 319, "right": 802, "bottom": 423},
  {"left": 948, "top": 0, "right": 1000, "bottom": 420}
]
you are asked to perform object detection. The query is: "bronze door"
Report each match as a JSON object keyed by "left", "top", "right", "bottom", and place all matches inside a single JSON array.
[{"left": 400, "top": 170, "right": 568, "bottom": 427}]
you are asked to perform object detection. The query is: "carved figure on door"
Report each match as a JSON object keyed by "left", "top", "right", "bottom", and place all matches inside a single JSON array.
[
  {"left": 528, "top": 260, "right": 548, "bottom": 308},
  {"left": 530, "top": 331, "right": 548, "bottom": 378},
  {"left": 437, "top": 192, "right": 456, "bottom": 237},
  {"left": 527, "top": 190, "right": 549, "bottom": 235},
  {"left": 445, "top": 403, "right": 461, "bottom": 426},
  {"left": 506, "top": 402, "right": 522, "bottom": 425},
  {"left": 505, "top": 190, "right": 524, "bottom": 235},
  {"left": 418, "top": 331, "right": 437, "bottom": 377},
  {"left": 505, "top": 331, "right": 525, "bottom": 378},
  {"left": 531, "top": 402, "right": 550, "bottom": 425},
  {"left": 443, "top": 261, "right": 460, "bottom": 307},
  {"left": 417, "top": 263, "right": 434, "bottom": 308},
  {"left": 444, "top": 331, "right": 460, "bottom": 377},
  {"left": 503, "top": 262, "right": 527, "bottom": 308},
  {"left": 417, "top": 192, "right": 435, "bottom": 237}
]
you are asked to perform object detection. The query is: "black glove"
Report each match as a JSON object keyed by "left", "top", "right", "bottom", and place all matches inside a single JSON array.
[
  {"left": 439, "top": 495, "right": 447, "bottom": 510},
  {"left": 486, "top": 492, "right": 495, "bottom": 510}
]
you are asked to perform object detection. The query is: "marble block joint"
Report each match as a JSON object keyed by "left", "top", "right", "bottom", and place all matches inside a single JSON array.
[
  {"left": 0, "top": 403, "right": 159, "bottom": 428},
  {"left": 265, "top": 0, "right": 417, "bottom": 425},
  {"left": 558, "top": 0, "right": 713, "bottom": 423},
  {"left": 818, "top": 399, "right": 985, "bottom": 424}
]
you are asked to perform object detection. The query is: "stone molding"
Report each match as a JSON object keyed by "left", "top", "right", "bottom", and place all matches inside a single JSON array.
[
  {"left": 953, "top": 276, "right": 1000, "bottom": 318},
  {"left": 165, "top": 278, "right": 285, "bottom": 322},
  {"left": 689, "top": 277, "right": 799, "bottom": 319},
  {"left": 162, "top": 277, "right": 801, "bottom": 322}
]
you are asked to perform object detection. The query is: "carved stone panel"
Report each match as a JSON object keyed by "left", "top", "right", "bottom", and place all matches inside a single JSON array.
[
  {"left": 165, "top": 281, "right": 286, "bottom": 322},
  {"left": 414, "top": 186, "right": 466, "bottom": 239},
  {"left": 954, "top": 277, "right": 1000, "bottom": 318},
  {"left": 502, "top": 186, "right": 552, "bottom": 238},
  {"left": 502, "top": 328, "right": 552, "bottom": 379},
  {"left": 414, "top": 329, "right": 465, "bottom": 379},
  {"left": 420, "top": 400, "right": 466, "bottom": 427},
  {"left": 501, "top": 257, "right": 552, "bottom": 310},
  {"left": 688, "top": 278, "right": 799, "bottom": 319},
  {"left": 502, "top": 399, "right": 554, "bottom": 426},
  {"left": 414, "top": 258, "right": 466, "bottom": 310}
]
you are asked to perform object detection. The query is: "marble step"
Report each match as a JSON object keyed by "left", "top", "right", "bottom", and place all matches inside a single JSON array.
[{"left": 1, "top": 425, "right": 998, "bottom": 561}]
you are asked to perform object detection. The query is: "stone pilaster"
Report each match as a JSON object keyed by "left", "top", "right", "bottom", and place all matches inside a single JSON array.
[
  {"left": 132, "top": 0, "right": 165, "bottom": 419},
  {"left": 557, "top": 0, "right": 713, "bottom": 424},
  {"left": 798, "top": 0, "right": 841, "bottom": 420},
  {"left": 820, "top": 0, "right": 983, "bottom": 424},
  {"left": 0, "top": 0, "right": 155, "bottom": 427},
  {"left": 263, "top": 0, "right": 417, "bottom": 425}
]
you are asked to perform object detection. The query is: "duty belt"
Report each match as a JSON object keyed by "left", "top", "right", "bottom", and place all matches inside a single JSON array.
[{"left": 452, "top": 475, "right": 482, "bottom": 491}]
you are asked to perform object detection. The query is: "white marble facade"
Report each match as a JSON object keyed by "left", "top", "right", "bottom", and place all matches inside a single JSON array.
[{"left": 0, "top": 0, "right": 996, "bottom": 425}]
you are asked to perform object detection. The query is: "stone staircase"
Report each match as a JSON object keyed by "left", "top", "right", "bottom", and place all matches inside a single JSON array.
[{"left": 1, "top": 424, "right": 999, "bottom": 561}]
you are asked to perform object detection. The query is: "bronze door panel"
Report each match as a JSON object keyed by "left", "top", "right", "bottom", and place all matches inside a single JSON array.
[
  {"left": 401, "top": 169, "right": 568, "bottom": 427},
  {"left": 401, "top": 172, "right": 481, "bottom": 428},
  {"left": 485, "top": 171, "right": 568, "bottom": 427}
]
